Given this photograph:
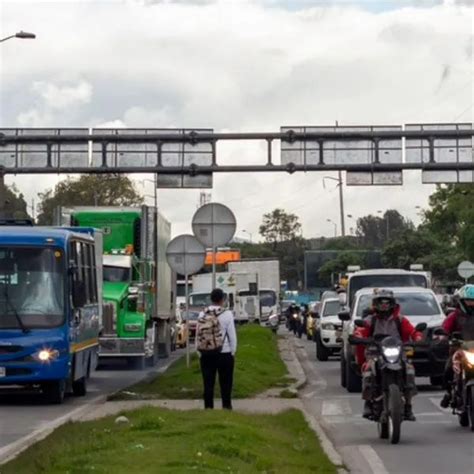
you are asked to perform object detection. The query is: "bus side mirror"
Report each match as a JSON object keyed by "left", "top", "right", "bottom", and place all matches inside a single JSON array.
[{"left": 338, "top": 311, "right": 350, "bottom": 321}]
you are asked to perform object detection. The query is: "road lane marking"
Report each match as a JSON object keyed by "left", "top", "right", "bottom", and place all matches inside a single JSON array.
[{"left": 358, "top": 445, "right": 389, "bottom": 474}]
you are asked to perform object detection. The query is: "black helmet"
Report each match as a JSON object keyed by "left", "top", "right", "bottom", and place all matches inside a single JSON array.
[{"left": 372, "top": 289, "right": 396, "bottom": 317}]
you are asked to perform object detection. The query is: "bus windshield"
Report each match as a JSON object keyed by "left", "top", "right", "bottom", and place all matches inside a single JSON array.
[
  {"left": 349, "top": 274, "right": 428, "bottom": 307},
  {"left": 0, "top": 247, "right": 65, "bottom": 329},
  {"left": 188, "top": 292, "right": 212, "bottom": 307}
]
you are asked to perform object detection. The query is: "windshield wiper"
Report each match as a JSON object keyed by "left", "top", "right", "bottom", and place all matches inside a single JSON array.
[{"left": 2, "top": 286, "right": 29, "bottom": 334}]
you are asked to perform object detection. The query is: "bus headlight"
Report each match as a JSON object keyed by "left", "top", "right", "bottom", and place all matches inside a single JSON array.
[{"left": 36, "top": 349, "right": 60, "bottom": 362}]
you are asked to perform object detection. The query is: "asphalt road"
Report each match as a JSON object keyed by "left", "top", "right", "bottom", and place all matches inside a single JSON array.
[
  {"left": 0, "top": 351, "right": 183, "bottom": 456},
  {"left": 295, "top": 332, "right": 474, "bottom": 474}
]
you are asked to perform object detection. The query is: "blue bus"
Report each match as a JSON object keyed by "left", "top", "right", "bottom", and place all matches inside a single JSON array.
[{"left": 0, "top": 227, "right": 101, "bottom": 403}]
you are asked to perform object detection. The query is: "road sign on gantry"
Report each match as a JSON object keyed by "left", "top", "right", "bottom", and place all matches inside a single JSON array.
[
  {"left": 192, "top": 203, "right": 237, "bottom": 249},
  {"left": 166, "top": 234, "right": 206, "bottom": 276},
  {"left": 280, "top": 125, "right": 403, "bottom": 186},
  {"left": 406, "top": 123, "right": 473, "bottom": 184}
]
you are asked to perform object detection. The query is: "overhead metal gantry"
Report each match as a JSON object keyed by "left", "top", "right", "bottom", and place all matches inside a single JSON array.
[{"left": 0, "top": 123, "right": 472, "bottom": 186}]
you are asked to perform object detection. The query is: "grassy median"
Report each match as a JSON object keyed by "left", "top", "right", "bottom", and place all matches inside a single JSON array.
[
  {"left": 111, "top": 325, "right": 291, "bottom": 400},
  {"left": 2, "top": 407, "right": 337, "bottom": 474}
]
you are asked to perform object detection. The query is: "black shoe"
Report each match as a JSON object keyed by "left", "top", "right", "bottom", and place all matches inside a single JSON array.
[
  {"left": 404, "top": 405, "right": 416, "bottom": 421},
  {"left": 363, "top": 401, "right": 372, "bottom": 419},
  {"left": 440, "top": 393, "right": 451, "bottom": 409}
]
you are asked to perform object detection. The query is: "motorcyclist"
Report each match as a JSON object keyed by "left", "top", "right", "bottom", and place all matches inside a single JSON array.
[
  {"left": 440, "top": 284, "right": 474, "bottom": 409},
  {"left": 300, "top": 304, "right": 309, "bottom": 337},
  {"left": 354, "top": 289, "right": 423, "bottom": 421},
  {"left": 285, "top": 303, "right": 300, "bottom": 335}
]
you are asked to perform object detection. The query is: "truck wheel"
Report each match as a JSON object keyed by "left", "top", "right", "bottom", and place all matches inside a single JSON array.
[
  {"left": 72, "top": 377, "right": 87, "bottom": 397},
  {"left": 429, "top": 376, "right": 444, "bottom": 387},
  {"left": 147, "top": 325, "right": 160, "bottom": 367},
  {"left": 316, "top": 333, "right": 330, "bottom": 362},
  {"left": 346, "top": 357, "right": 362, "bottom": 393},
  {"left": 42, "top": 380, "right": 66, "bottom": 404},
  {"left": 340, "top": 352, "right": 347, "bottom": 388}
]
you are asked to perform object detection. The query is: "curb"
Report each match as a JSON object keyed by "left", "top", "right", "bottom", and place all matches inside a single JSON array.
[
  {"left": 0, "top": 352, "right": 182, "bottom": 467},
  {"left": 281, "top": 333, "right": 348, "bottom": 474},
  {"left": 0, "top": 395, "right": 106, "bottom": 466},
  {"left": 278, "top": 335, "right": 307, "bottom": 392}
]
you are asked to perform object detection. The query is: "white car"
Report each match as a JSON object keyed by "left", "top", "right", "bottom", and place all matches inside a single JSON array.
[
  {"left": 339, "top": 287, "right": 447, "bottom": 393},
  {"left": 315, "top": 298, "right": 343, "bottom": 361}
]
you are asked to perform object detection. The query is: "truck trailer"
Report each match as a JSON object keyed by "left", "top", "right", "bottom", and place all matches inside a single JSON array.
[{"left": 56, "top": 206, "right": 174, "bottom": 368}]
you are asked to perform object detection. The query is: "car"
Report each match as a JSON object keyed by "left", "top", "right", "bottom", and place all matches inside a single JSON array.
[
  {"left": 314, "top": 298, "right": 343, "bottom": 361},
  {"left": 339, "top": 287, "right": 448, "bottom": 392}
]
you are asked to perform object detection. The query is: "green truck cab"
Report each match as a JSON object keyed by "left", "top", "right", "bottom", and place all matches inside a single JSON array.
[{"left": 57, "top": 206, "right": 174, "bottom": 368}]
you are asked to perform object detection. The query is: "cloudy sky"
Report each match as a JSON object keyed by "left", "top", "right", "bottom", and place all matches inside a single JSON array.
[{"left": 0, "top": 0, "right": 472, "bottom": 239}]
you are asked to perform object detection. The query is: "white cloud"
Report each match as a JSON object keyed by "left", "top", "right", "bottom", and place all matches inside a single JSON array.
[
  {"left": 31, "top": 80, "right": 92, "bottom": 110},
  {"left": 0, "top": 0, "right": 472, "bottom": 237}
]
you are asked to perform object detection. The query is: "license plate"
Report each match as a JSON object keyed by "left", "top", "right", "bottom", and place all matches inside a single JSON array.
[{"left": 0, "top": 367, "right": 5, "bottom": 378}]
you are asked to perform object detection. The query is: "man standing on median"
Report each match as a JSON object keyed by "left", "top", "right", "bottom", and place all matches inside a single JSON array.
[{"left": 196, "top": 288, "right": 237, "bottom": 410}]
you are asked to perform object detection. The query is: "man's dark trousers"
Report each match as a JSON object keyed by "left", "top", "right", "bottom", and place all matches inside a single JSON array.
[{"left": 200, "top": 352, "right": 234, "bottom": 409}]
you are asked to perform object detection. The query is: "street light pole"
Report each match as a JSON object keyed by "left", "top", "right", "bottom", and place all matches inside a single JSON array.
[
  {"left": 0, "top": 31, "right": 36, "bottom": 219},
  {"left": 323, "top": 175, "right": 345, "bottom": 237}
]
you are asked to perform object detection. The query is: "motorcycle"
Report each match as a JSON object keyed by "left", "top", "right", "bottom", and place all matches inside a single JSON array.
[
  {"left": 441, "top": 330, "right": 474, "bottom": 430},
  {"left": 268, "top": 313, "right": 279, "bottom": 334},
  {"left": 349, "top": 320, "right": 427, "bottom": 444},
  {"left": 288, "top": 311, "right": 300, "bottom": 336}
]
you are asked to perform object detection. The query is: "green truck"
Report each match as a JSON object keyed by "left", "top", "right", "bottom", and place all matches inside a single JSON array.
[{"left": 56, "top": 206, "right": 174, "bottom": 368}]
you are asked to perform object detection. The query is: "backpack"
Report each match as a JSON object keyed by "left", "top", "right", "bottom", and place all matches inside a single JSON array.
[{"left": 197, "top": 308, "right": 226, "bottom": 354}]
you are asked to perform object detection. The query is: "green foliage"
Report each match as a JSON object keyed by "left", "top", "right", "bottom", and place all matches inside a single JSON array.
[
  {"left": 318, "top": 252, "right": 364, "bottom": 285},
  {"left": 259, "top": 208, "right": 302, "bottom": 246},
  {"left": 37, "top": 174, "right": 143, "bottom": 225},
  {"left": 356, "top": 210, "right": 413, "bottom": 248},
  {"left": 2, "top": 407, "right": 337, "bottom": 474},
  {"left": 112, "top": 325, "right": 288, "bottom": 400},
  {"left": 1, "top": 183, "right": 31, "bottom": 220}
]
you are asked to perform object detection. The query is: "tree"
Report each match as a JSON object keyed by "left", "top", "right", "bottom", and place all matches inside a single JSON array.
[
  {"left": 259, "top": 209, "right": 302, "bottom": 247},
  {"left": 1, "top": 183, "right": 31, "bottom": 220},
  {"left": 424, "top": 184, "right": 474, "bottom": 260},
  {"left": 356, "top": 210, "right": 413, "bottom": 248},
  {"left": 37, "top": 174, "right": 144, "bottom": 225}
]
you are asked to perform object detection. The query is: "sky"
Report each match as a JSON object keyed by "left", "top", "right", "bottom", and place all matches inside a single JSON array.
[{"left": 0, "top": 0, "right": 472, "bottom": 240}]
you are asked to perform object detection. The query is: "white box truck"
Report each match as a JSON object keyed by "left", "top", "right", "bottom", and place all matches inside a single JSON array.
[
  {"left": 189, "top": 271, "right": 259, "bottom": 323},
  {"left": 228, "top": 259, "right": 280, "bottom": 323}
]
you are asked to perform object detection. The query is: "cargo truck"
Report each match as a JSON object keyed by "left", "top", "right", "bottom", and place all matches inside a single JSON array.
[
  {"left": 189, "top": 271, "right": 259, "bottom": 323},
  {"left": 228, "top": 259, "right": 280, "bottom": 323},
  {"left": 56, "top": 206, "right": 174, "bottom": 368}
]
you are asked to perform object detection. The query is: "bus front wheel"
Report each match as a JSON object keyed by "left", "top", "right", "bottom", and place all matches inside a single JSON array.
[{"left": 42, "top": 380, "right": 66, "bottom": 404}]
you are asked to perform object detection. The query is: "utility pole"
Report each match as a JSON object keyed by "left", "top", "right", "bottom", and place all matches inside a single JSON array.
[{"left": 335, "top": 121, "right": 346, "bottom": 237}]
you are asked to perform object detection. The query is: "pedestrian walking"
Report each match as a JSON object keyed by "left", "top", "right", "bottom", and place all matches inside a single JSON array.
[{"left": 196, "top": 288, "right": 237, "bottom": 409}]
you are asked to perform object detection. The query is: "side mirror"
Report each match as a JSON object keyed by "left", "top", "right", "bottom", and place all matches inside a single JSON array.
[
  {"left": 72, "top": 281, "right": 87, "bottom": 308},
  {"left": 452, "top": 331, "right": 463, "bottom": 340},
  {"left": 433, "top": 327, "right": 447, "bottom": 337},
  {"left": 338, "top": 292, "right": 347, "bottom": 306},
  {"left": 354, "top": 319, "right": 365, "bottom": 328},
  {"left": 338, "top": 311, "right": 350, "bottom": 322},
  {"left": 415, "top": 322, "right": 427, "bottom": 332},
  {"left": 315, "top": 312, "right": 321, "bottom": 319},
  {"left": 444, "top": 307, "right": 455, "bottom": 316}
]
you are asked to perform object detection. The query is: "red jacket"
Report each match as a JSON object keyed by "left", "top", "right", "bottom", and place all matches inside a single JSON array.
[
  {"left": 442, "top": 309, "right": 464, "bottom": 334},
  {"left": 354, "top": 305, "right": 423, "bottom": 366}
]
